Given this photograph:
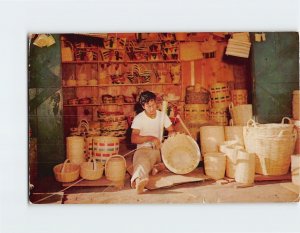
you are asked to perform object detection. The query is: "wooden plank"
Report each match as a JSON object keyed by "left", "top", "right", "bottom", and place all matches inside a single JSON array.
[{"left": 254, "top": 173, "right": 291, "bottom": 182}]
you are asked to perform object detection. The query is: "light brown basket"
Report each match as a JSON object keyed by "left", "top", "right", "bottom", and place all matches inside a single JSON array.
[
  {"left": 293, "top": 90, "right": 300, "bottom": 120},
  {"left": 210, "top": 82, "right": 231, "bottom": 109},
  {"left": 200, "top": 126, "right": 225, "bottom": 154},
  {"left": 53, "top": 159, "right": 80, "bottom": 183},
  {"left": 105, "top": 155, "right": 127, "bottom": 182},
  {"left": 185, "top": 86, "right": 210, "bottom": 104},
  {"left": 66, "top": 136, "right": 85, "bottom": 165},
  {"left": 235, "top": 150, "right": 255, "bottom": 184},
  {"left": 93, "top": 136, "right": 120, "bottom": 163},
  {"left": 293, "top": 120, "right": 300, "bottom": 154},
  {"left": 209, "top": 108, "right": 228, "bottom": 126},
  {"left": 80, "top": 158, "right": 104, "bottom": 180},
  {"left": 184, "top": 104, "right": 209, "bottom": 123},
  {"left": 229, "top": 102, "right": 252, "bottom": 126},
  {"left": 161, "top": 134, "right": 201, "bottom": 174},
  {"left": 203, "top": 153, "right": 226, "bottom": 180},
  {"left": 244, "top": 128, "right": 297, "bottom": 175},
  {"left": 291, "top": 154, "right": 300, "bottom": 186},
  {"left": 231, "top": 89, "right": 247, "bottom": 105},
  {"left": 224, "top": 119, "right": 244, "bottom": 146},
  {"left": 219, "top": 144, "right": 244, "bottom": 178}
]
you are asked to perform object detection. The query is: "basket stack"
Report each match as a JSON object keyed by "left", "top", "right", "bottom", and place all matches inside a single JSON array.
[
  {"left": 98, "top": 112, "right": 128, "bottom": 137},
  {"left": 243, "top": 118, "right": 297, "bottom": 175}
]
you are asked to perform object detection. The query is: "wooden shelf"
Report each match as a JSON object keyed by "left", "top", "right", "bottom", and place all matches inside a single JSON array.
[
  {"left": 64, "top": 103, "right": 136, "bottom": 107},
  {"left": 62, "top": 83, "right": 181, "bottom": 88},
  {"left": 62, "top": 60, "right": 180, "bottom": 64}
]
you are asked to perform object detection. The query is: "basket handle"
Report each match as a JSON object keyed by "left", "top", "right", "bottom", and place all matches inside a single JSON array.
[
  {"left": 61, "top": 159, "right": 71, "bottom": 173},
  {"left": 105, "top": 155, "right": 126, "bottom": 173},
  {"left": 246, "top": 119, "right": 257, "bottom": 128},
  {"left": 281, "top": 117, "right": 292, "bottom": 125}
]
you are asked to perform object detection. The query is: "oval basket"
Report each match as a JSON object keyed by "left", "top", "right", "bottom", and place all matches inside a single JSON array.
[
  {"left": 161, "top": 134, "right": 201, "bottom": 174},
  {"left": 53, "top": 159, "right": 80, "bottom": 183},
  {"left": 80, "top": 158, "right": 104, "bottom": 180}
]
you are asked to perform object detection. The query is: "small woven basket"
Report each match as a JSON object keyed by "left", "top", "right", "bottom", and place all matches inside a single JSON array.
[
  {"left": 105, "top": 155, "right": 127, "bottom": 183},
  {"left": 53, "top": 159, "right": 80, "bottom": 183},
  {"left": 80, "top": 158, "right": 104, "bottom": 180},
  {"left": 203, "top": 152, "right": 226, "bottom": 180}
]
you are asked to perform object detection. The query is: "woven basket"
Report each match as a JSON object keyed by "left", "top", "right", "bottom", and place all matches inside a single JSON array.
[
  {"left": 229, "top": 102, "right": 252, "bottom": 126},
  {"left": 80, "top": 158, "right": 104, "bottom": 180},
  {"left": 53, "top": 159, "right": 80, "bottom": 183},
  {"left": 224, "top": 120, "right": 244, "bottom": 146},
  {"left": 210, "top": 83, "right": 231, "bottom": 108},
  {"left": 161, "top": 134, "right": 201, "bottom": 174},
  {"left": 184, "top": 104, "right": 209, "bottom": 123},
  {"left": 231, "top": 89, "right": 247, "bottom": 105},
  {"left": 203, "top": 153, "right": 226, "bottom": 180},
  {"left": 291, "top": 154, "right": 300, "bottom": 186},
  {"left": 93, "top": 136, "right": 119, "bottom": 163},
  {"left": 235, "top": 150, "right": 255, "bottom": 184},
  {"left": 200, "top": 126, "right": 225, "bottom": 154},
  {"left": 293, "top": 90, "right": 300, "bottom": 120},
  {"left": 66, "top": 136, "right": 85, "bottom": 165},
  {"left": 244, "top": 128, "right": 297, "bottom": 175},
  {"left": 219, "top": 143, "right": 244, "bottom": 178},
  {"left": 293, "top": 120, "right": 300, "bottom": 154},
  {"left": 210, "top": 108, "right": 228, "bottom": 126},
  {"left": 105, "top": 155, "right": 126, "bottom": 182},
  {"left": 185, "top": 86, "right": 210, "bottom": 104}
]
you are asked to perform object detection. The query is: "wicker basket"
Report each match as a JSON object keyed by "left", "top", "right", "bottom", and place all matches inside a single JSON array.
[
  {"left": 53, "top": 159, "right": 80, "bottom": 183},
  {"left": 210, "top": 108, "right": 228, "bottom": 126},
  {"left": 210, "top": 83, "right": 231, "bottom": 109},
  {"left": 231, "top": 89, "right": 247, "bottom": 105},
  {"left": 185, "top": 86, "right": 210, "bottom": 104},
  {"left": 293, "top": 90, "right": 300, "bottom": 120},
  {"left": 80, "top": 158, "right": 104, "bottom": 180},
  {"left": 105, "top": 155, "right": 126, "bottom": 182},
  {"left": 229, "top": 102, "right": 252, "bottom": 126},
  {"left": 291, "top": 154, "right": 300, "bottom": 186},
  {"left": 161, "top": 133, "right": 201, "bottom": 174},
  {"left": 293, "top": 120, "right": 300, "bottom": 154},
  {"left": 66, "top": 136, "right": 85, "bottom": 165},
  {"left": 219, "top": 143, "right": 244, "bottom": 178},
  {"left": 203, "top": 153, "right": 226, "bottom": 180},
  {"left": 93, "top": 136, "right": 119, "bottom": 163},
  {"left": 224, "top": 120, "right": 244, "bottom": 146},
  {"left": 184, "top": 104, "right": 209, "bottom": 123},
  {"left": 235, "top": 150, "right": 255, "bottom": 184},
  {"left": 244, "top": 127, "right": 297, "bottom": 175},
  {"left": 200, "top": 126, "right": 225, "bottom": 154}
]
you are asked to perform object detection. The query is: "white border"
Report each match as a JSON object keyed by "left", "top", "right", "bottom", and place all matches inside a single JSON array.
[{"left": 0, "top": 0, "right": 299, "bottom": 233}]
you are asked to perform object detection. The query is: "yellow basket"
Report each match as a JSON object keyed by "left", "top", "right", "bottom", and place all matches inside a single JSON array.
[
  {"left": 53, "top": 159, "right": 80, "bottom": 183},
  {"left": 80, "top": 158, "right": 104, "bottom": 180},
  {"left": 105, "top": 155, "right": 127, "bottom": 182}
]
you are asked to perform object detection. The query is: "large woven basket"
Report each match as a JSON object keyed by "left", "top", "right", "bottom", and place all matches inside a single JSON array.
[
  {"left": 244, "top": 126, "right": 297, "bottom": 175},
  {"left": 80, "top": 158, "right": 104, "bottom": 180},
  {"left": 93, "top": 136, "right": 120, "bottom": 163},
  {"left": 161, "top": 133, "right": 201, "bottom": 174},
  {"left": 209, "top": 108, "right": 228, "bottom": 126},
  {"left": 184, "top": 104, "right": 209, "bottom": 123},
  {"left": 185, "top": 86, "right": 210, "bottom": 104},
  {"left": 53, "top": 159, "right": 80, "bottom": 183},
  {"left": 203, "top": 152, "right": 226, "bottom": 180},
  {"left": 210, "top": 82, "right": 231, "bottom": 109}
]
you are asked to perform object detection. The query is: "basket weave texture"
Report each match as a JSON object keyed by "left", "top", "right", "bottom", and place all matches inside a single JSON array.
[
  {"left": 53, "top": 159, "right": 80, "bottom": 183},
  {"left": 161, "top": 134, "right": 201, "bottom": 174}
]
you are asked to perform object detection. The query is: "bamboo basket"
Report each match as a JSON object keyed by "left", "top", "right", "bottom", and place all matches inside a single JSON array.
[
  {"left": 235, "top": 150, "right": 255, "bottom": 184},
  {"left": 53, "top": 159, "right": 80, "bottom": 183},
  {"left": 185, "top": 86, "right": 210, "bottom": 104},
  {"left": 93, "top": 136, "right": 119, "bottom": 163},
  {"left": 184, "top": 104, "right": 209, "bottom": 123},
  {"left": 231, "top": 89, "right": 247, "bottom": 105},
  {"left": 291, "top": 154, "right": 300, "bottom": 186},
  {"left": 293, "top": 120, "right": 300, "bottom": 154},
  {"left": 229, "top": 102, "right": 252, "bottom": 126},
  {"left": 210, "top": 82, "right": 231, "bottom": 109},
  {"left": 200, "top": 126, "right": 225, "bottom": 154},
  {"left": 66, "top": 136, "right": 85, "bottom": 165},
  {"left": 219, "top": 144, "right": 244, "bottom": 178},
  {"left": 161, "top": 133, "right": 201, "bottom": 174},
  {"left": 224, "top": 119, "right": 244, "bottom": 146},
  {"left": 244, "top": 128, "right": 297, "bottom": 175},
  {"left": 203, "top": 153, "right": 226, "bottom": 180},
  {"left": 105, "top": 155, "right": 126, "bottom": 183},
  {"left": 210, "top": 108, "right": 228, "bottom": 126},
  {"left": 293, "top": 90, "right": 300, "bottom": 120},
  {"left": 80, "top": 158, "right": 104, "bottom": 180}
]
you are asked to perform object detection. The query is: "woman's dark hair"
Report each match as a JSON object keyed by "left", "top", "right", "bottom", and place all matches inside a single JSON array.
[{"left": 138, "top": 91, "right": 156, "bottom": 107}]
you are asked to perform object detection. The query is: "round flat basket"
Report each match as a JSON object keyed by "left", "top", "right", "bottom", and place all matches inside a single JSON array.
[{"left": 161, "top": 134, "right": 201, "bottom": 174}]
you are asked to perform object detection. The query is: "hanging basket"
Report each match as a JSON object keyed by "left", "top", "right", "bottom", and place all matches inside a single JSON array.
[{"left": 161, "top": 133, "right": 201, "bottom": 174}]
